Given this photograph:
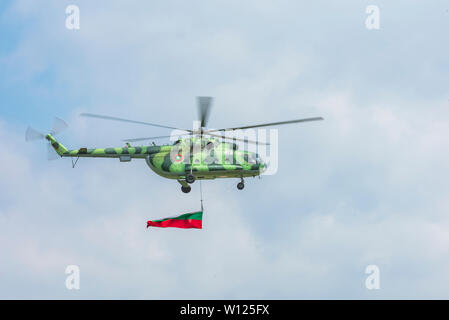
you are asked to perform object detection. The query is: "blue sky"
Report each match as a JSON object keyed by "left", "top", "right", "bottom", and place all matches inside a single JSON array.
[{"left": 1, "top": 0, "right": 449, "bottom": 299}]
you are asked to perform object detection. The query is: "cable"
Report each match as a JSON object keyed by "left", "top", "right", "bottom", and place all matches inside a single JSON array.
[{"left": 199, "top": 180, "right": 204, "bottom": 212}]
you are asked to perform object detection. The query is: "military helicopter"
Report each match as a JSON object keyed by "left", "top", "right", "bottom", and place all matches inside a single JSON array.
[{"left": 26, "top": 97, "right": 323, "bottom": 193}]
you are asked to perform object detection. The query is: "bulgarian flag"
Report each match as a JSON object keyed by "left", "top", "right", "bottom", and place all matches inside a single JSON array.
[{"left": 147, "top": 211, "right": 203, "bottom": 229}]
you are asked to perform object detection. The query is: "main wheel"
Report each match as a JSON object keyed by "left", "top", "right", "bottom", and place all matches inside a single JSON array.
[
  {"left": 186, "top": 174, "right": 195, "bottom": 184},
  {"left": 237, "top": 182, "right": 245, "bottom": 190},
  {"left": 181, "top": 186, "right": 191, "bottom": 193}
]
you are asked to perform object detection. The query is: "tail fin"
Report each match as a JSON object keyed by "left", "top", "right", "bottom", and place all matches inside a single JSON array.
[{"left": 45, "top": 134, "right": 68, "bottom": 156}]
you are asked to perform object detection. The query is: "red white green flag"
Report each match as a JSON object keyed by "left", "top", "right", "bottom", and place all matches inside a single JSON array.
[{"left": 147, "top": 211, "right": 203, "bottom": 229}]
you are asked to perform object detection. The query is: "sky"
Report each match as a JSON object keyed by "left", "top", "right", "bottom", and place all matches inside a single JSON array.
[{"left": 1, "top": 0, "right": 449, "bottom": 299}]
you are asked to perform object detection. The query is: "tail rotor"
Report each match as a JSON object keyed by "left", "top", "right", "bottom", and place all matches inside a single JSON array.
[{"left": 25, "top": 117, "right": 68, "bottom": 160}]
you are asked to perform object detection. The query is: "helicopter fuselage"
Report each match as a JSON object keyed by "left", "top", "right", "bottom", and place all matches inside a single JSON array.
[{"left": 49, "top": 135, "right": 266, "bottom": 181}]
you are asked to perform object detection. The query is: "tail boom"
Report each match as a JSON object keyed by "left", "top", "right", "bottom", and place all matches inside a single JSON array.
[
  {"left": 45, "top": 134, "right": 169, "bottom": 159},
  {"left": 45, "top": 134, "right": 68, "bottom": 157},
  {"left": 63, "top": 146, "right": 164, "bottom": 159}
]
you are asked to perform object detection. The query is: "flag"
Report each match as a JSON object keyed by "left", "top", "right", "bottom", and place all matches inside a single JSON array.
[{"left": 147, "top": 211, "right": 203, "bottom": 229}]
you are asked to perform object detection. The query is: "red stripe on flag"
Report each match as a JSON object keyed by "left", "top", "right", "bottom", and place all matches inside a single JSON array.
[{"left": 147, "top": 219, "right": 202, "bottom": 229}]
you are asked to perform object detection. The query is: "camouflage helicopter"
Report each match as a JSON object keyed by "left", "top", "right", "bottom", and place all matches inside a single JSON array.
[{"left": 26, "top": 97, "right": 323, "bottom": 193}]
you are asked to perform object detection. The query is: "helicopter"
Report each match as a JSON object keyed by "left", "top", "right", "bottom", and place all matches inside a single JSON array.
[{"left": 26, "top": 97, "right": 323, "bottom": 193}]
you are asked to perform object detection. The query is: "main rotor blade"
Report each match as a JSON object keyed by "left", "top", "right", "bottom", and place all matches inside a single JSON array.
[
  {"left": 204, "top": 117, "right": 324, "bottom": 133},
  {"left": 205, "top": 132, "right": 270, "bottom": 145},
  {"left": 197, "top": 97, "right": 213, "bottom": 128},
  {"left": 124, "top": 132, "right": 270, "bottom": 145},
  {"left": 51, "top": 117, "right": 68, "bottom": 135},
  {"left": 80, "top": 113, "right": 192, "bottom": 132},
  {"left": 25, "top": 127, "right": 45, "bottom": 142},
  {"left": 123, "top": 133, "right": 192, "bottom": 143}
]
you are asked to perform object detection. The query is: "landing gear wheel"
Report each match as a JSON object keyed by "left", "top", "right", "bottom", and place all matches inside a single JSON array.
[
  {"left": 237, "top": 182, "right": 245, "bottom": 190},
  {"left": 186, "top": 174, "right": 195, "bottom": 184},
  {"left": 181, "top": 186, "right": 191, "bottom": 193}
]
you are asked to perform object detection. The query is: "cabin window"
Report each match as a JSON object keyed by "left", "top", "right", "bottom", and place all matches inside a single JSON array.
[{"left": 224, "top": 150, "right": 233, "bottom": 164}]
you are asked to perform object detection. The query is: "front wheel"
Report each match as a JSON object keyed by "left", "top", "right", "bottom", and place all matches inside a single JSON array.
[
  {"left": 186, "top": 174, "right": 195, "bottom": 184},
  {"left": 181, "top": 186, "right": 191, "bottom": 193},
  {"left": 237, "top": 182, "right": 244, "bottom": 190}
]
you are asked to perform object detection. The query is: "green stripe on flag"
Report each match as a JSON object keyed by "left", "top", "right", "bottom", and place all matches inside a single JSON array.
[{"left": 150, "top": 211, "right": 203, "bottom": 223}]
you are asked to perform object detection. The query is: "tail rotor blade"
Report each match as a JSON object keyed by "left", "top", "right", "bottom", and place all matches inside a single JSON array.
[
  {"left": 25, "top": 127, "right": 45, "bottom": 142},
  {"left": 47, "top": 143, "right": 60, "bottom": 160},
  {"left": 51, "top": 117, "right": 68, "bottom": 135}
]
